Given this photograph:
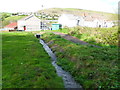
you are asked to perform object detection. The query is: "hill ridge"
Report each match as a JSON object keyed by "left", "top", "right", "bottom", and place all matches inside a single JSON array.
[{"left": 37, "top": 8, "right": 117, "bottom": 20}]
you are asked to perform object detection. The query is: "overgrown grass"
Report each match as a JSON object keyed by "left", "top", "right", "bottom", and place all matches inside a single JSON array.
[
  {"left": 55, "top": 26, "right": 118, "bottom": 47},
  {"left": 2, "top": 32, "right": 64, "bottom": 88},
  {"left": 41, "top": 32, "right": 119, "bottom": 89}
]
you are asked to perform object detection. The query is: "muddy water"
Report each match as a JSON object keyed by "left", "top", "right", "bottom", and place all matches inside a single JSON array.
[{"left": 40, "top": 39, "right": 83, "bottom": 89}]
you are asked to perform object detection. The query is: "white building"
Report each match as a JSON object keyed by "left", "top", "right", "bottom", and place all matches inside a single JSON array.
[
  {"left": 17, "top": 15, "right": 41, "bottom": 31},
  {"left": 83, "top": 18, "right": 104, "bottom": 28},
  {"left": 58, "top": 14, "right": 114, "bottom": 28},
  {"left": 105, "top": 21, "right": 114, "bottom": 28},
  {"left": 58, "top": 14, "right": 84, "bottom": 27}
]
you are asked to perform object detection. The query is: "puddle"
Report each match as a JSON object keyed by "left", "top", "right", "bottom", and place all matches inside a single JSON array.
[{"left": 40, "top": 39, "right": 83, "bottom": 89}]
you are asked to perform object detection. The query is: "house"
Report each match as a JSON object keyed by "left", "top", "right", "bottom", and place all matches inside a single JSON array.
[
  {"left": 105, "top": 21, "right": 114, "bottom": 28},
  {"left": 82, "top": 16, "right": 95, "bottom": 27},
  {"left": 17, "top": 15, "right": 41, "bottom": 31},
  {"left": 58, "top": 14, "right": 84, "bottom": 27},
  {"left": 83, "top": 17, "right": 103, "bottom": 28},
  {"left": 4, "top": 22, "right": 17, "bottom": 30},
  {"left": 58, "top": 14, "right": 114, "bottom": 28}
]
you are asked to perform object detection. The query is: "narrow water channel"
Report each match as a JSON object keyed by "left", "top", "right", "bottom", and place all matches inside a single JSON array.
[{"left": 40, "top": 39, "right": 83, "bottom": 89}]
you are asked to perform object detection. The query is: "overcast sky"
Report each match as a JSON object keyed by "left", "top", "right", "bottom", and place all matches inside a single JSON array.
[{"left": 0, "top": 0, "right": 119, "bottom": 13}]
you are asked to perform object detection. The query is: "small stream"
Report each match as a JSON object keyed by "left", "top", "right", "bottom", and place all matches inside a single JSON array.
[{"left": 40, "top": 39, "right": 83, "bottom": 89}]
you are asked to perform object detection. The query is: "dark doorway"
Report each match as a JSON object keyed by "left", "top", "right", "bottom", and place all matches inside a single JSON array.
[
  {"left": 77, "top": 20, "right": 80, "bottom": 25},
  {"left": 99, "top": 25, "right": 101, "bottom": 28}
]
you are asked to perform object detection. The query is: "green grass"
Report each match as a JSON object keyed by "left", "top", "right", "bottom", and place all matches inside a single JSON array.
[
  {"left": 39, "top": 8, "right": 117, "bottom": 20},
  {"left": 54, "top": 26, "right": 118, "bottom": 47},
  {"left": 2, "top": 32, "right": 64, "bottom": 88},
  {"left": 5, "top": 16, "right": 26, "bottom": 21},
  {"left": 2, "top": 16, "right": 26, "bottom": 27},
  {"left": 41, "top": 32, "right": 119, "bottom": 89}
]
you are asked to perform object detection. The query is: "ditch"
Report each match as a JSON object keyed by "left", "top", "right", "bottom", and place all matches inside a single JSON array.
[{"left": 40, "top": 39, "right": 83, "bottom": 89}]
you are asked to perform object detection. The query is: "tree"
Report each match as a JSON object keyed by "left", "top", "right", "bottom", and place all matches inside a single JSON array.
[
  {"left": 0, "top": 13, "right": 11, "bottom": 21},
  {"left": 0, "top": 13, "right": 11, "bottom": 28}
]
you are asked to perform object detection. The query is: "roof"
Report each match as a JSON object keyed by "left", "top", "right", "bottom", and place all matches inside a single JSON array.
[
  {"left": 60, "top": 14, "right": 83, "bottom": 20},
  {"left": 19, "top": 15, "right": 40, "bottom": 21},
  {"left": 5, "top": 22, "right": 17, "bottom": 28},
  {"left": 83, "top": 16, "right": 94, "bottom": 21},
  {"left": 83, "top": 16, "right": 107, "bottom": 22},
  {"left": 19, "top": 15, "right": 33, "bottom": 20}
]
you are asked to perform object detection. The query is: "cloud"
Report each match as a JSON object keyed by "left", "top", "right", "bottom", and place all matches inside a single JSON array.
[
  {"left": 44, "top": 0, "right": 117, "bottom": 13},
  {"left": 0, "top": 0, "right": 44, "bottom": 12}
]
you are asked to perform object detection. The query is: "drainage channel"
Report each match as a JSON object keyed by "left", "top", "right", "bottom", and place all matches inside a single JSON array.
[{"left": 40, "top": 39, "right": 83, "bottom": 89}]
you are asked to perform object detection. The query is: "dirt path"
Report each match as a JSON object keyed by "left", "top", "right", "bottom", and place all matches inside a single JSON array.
[
  {"left": 37, "top": 31, "right": 101, "bottom": 48},
  {"left": 53, "top": 32, "right": 101, "bottom": 48},
  {"left": 53, "top": 32, "right": 89, "bottom": 45}
]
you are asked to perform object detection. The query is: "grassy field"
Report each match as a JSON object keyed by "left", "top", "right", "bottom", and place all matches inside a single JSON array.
[
  {"left": 41, "top": 32, "right": 119, "bottom": 89},
  {"left": 2, "top": 32, "right": 64, "bottom": 88}
]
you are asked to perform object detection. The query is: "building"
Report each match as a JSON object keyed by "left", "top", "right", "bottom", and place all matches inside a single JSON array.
[
  {"left": 58, "top": 14, "right": 114, "bottom": 28},
  {"left": 58, "top": 14, "right": 84, "bottom": 27},
  {"left": 52, "top": 24, "right": 62, "bottom": 30},
  {"left": 82, "top": 17, "right": 103, "bottom": 27},
  {"left": 4, "top": 22, "right": 17, "bottom": 30},
  {"left": 17, "top": 15, "right": 41, "bottom": 31}
]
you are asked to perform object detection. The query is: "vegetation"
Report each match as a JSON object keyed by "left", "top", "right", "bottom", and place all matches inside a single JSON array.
[
  {"left": 0, "top": 12, "right": 11, "bottom": 28},
  {"left": 38, "top": 8, "right": 118, "bottom": 20},
  {"left": 2, "top": 16, "right": 26, "bottom": 27},
  {"left": 2, "top": 32, "right": 64, "bottom": 88},
  {"left": 0, "top": 12, "right": 11, "bottom": 21},
  {"left": 41, "top": 32, "right": 119, "bottom": 89},
  {"left": 55, "top": 26, "right": 118, "bottom": 47}
]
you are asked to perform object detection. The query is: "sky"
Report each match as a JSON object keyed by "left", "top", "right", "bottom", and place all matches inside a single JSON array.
[{"left": 0, "top": 0, "right": 119, "bottom": 13}]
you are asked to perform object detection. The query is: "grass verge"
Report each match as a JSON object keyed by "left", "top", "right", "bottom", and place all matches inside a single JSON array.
[
  {"left": 41, "top": 32, "right": 119, "bottom": 89},
  {"left": 2, "top": 32, "right": 64, "bottom": 88}
]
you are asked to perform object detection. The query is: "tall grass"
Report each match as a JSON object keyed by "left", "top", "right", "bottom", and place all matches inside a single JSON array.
[{"left": 57, "top": 26, "right": 118, "bottom": 47}]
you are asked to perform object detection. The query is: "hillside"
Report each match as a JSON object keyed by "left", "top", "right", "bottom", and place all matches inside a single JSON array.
[
  {"left": 1, "top": 16, "right": 26, "bottom": 28},
  {"left": 38, "top": 8, "right": 118, "bottom": 20}
]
